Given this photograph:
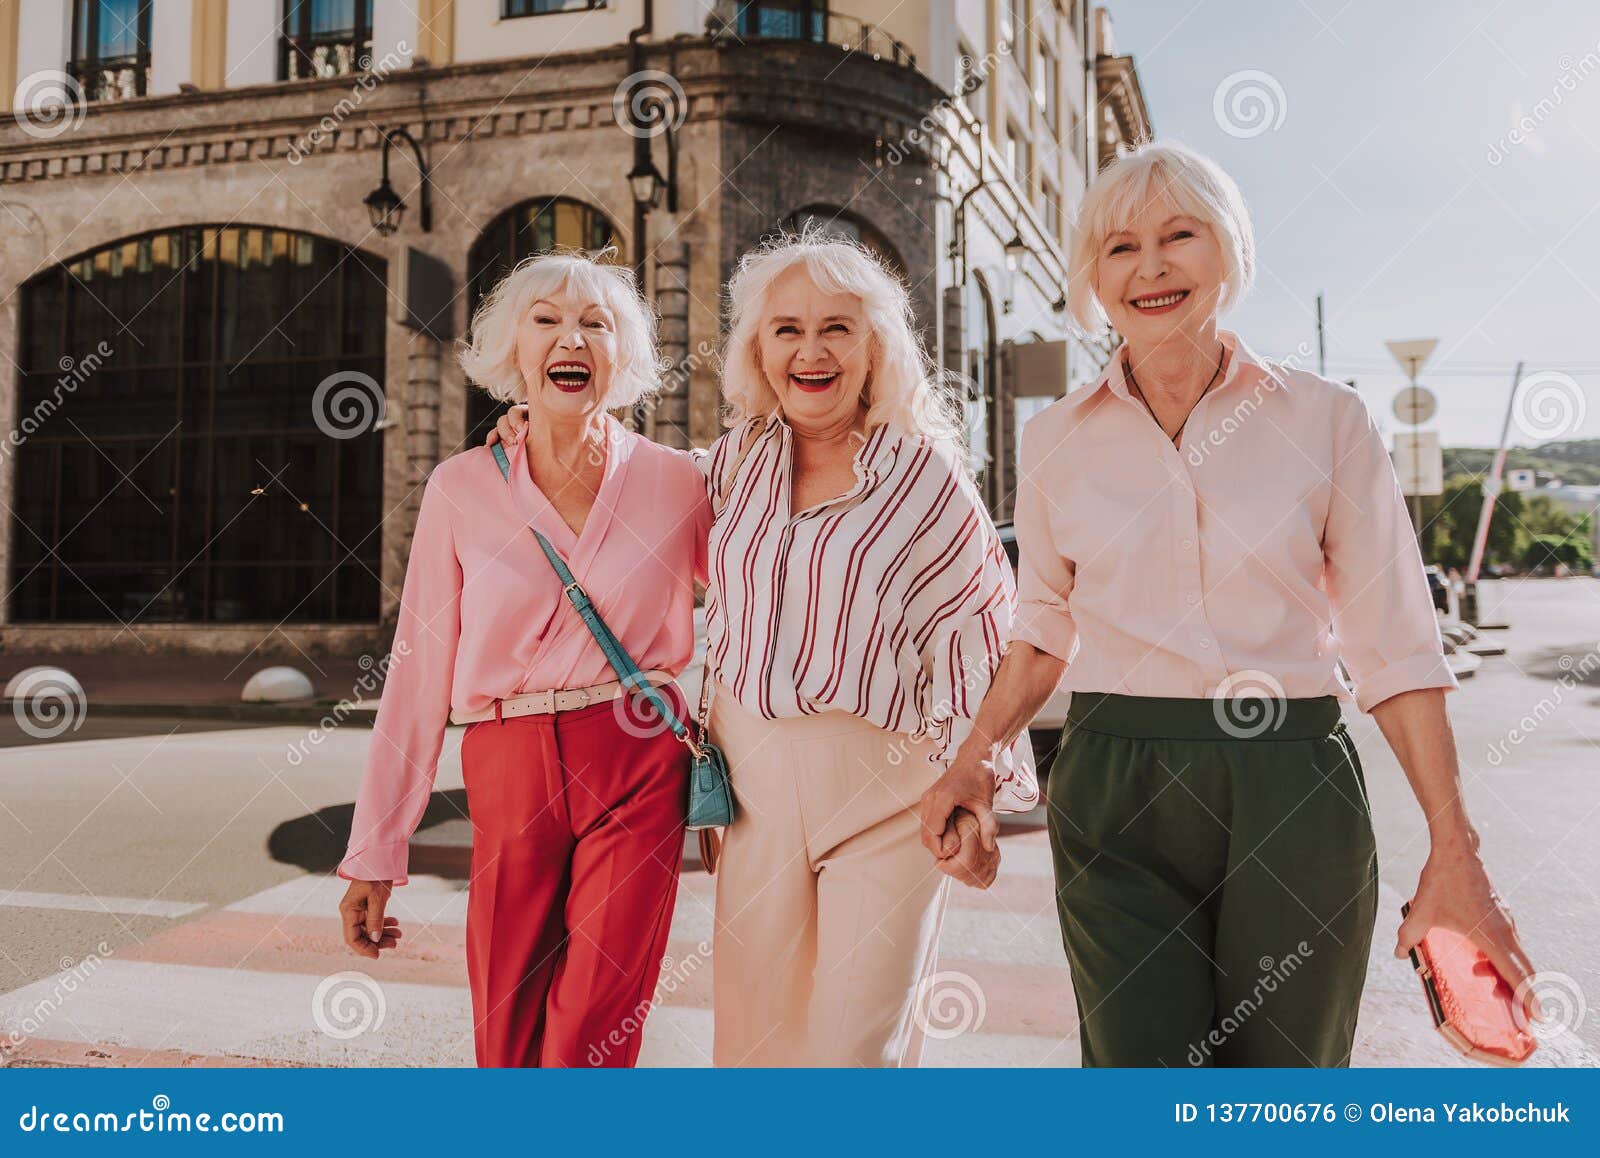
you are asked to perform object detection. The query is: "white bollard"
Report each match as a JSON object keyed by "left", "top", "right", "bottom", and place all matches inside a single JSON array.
[{"left": 242, "top": 666, "right": 316, "bottom": 703}]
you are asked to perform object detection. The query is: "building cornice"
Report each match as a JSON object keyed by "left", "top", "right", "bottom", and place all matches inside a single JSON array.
[{"left": 0, "top": 38, "right": 945, "bottom": 186}]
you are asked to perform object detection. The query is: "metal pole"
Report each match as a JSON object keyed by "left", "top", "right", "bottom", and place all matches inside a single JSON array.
[
  {"left": 1408, "top": 362, "right": 1422, "bottom": 539},
  {"left": 1467, "top": 361, "right": 1525, "bottom": 583},
  {"left": 1316, "top": 292, "right": 1325, "bottom": 376}
]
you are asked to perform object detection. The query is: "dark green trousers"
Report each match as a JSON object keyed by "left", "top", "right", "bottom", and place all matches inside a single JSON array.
[{"left": 1047, "top": 693, "right": 1378, "bottom": 1068}]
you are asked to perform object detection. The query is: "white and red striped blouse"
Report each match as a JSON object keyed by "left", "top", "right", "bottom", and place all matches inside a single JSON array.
[{"left": 699, "top": 414, "right": 1038, "bottom": 812}]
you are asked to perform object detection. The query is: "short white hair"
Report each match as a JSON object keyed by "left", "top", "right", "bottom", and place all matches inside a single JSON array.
[
  {"left": 459, "top": 250, "right": 662, "bottom": 409},
  {"left": 720, "top": 230, "right": 962, "bottom": 445},
  {"left": 1066, "top": 140, "right": 1256, "bottom": 334}
]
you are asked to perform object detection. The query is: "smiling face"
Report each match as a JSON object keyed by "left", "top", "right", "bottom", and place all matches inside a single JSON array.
[
  {"left": 512, "top": 290, "right": 617, "bottom": 422},
  {"left": 1094, "top": 195, "right": 1225, "bottom": 347},
  {"left": 756, "top": 264, "right": 874, "bottom": 434}
]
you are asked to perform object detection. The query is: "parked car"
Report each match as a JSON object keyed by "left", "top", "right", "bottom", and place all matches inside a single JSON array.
[{"left": 1424, "top": 565, "right": 1450, "bottom": 613}]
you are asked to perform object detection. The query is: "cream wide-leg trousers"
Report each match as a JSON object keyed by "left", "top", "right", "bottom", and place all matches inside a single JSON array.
[{"left": 708, "top": 686, "right": 950, "bottom": 1068}]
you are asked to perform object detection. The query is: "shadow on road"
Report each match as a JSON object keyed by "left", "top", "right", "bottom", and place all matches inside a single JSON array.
[{"left": 268, "top": 790, "right": 471, "bottom": 881}]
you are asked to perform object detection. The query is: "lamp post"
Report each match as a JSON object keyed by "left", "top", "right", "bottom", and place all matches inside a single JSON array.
[
  {"left": 1002, "top": 231, "right": 1027, "bottom": 313},
  {"left": 364, "top": 126, "right": 432, "bottom": 237}
]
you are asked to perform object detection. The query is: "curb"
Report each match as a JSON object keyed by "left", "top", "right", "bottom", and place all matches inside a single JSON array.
[{"left": 71, "top": 700, "right": 382, "bottom": 726}]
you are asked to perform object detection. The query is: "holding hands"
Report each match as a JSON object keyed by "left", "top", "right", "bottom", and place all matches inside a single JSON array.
[{"left": 920, "top": 747, "right": 1002, "bottom": 890}]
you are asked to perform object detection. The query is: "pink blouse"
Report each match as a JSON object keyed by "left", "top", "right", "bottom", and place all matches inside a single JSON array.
[
  {"left": 339, "top": 417, "right": 712, "bottom": 885},
  {"left": 1012, "top": 331, "right": 1456, "bottom": 712}
]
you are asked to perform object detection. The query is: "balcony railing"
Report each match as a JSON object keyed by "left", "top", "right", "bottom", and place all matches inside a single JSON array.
[
  {"left": 708, "top": 4, "right": 917, "bottom": 70},
  {"left": 66, "top": 55, "right": 148, "bottom": 102}
]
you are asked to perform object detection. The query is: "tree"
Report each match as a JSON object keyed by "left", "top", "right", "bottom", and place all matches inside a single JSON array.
[{"left": 1419, "top": 477, "right": 1522, "bottom": 571}]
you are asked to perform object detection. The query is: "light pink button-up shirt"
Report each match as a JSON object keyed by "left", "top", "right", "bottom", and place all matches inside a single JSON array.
[
  {"left": 1012, "top": 331, "right": 1455, "bottom": 712},
  {"left": 339, "top": 418, "right": 712, "bottom": 884}
]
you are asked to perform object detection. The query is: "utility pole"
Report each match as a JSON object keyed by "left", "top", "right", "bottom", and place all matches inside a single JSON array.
[{"left": 1316, "top": 293, "right": 1326, "bottom": 376}]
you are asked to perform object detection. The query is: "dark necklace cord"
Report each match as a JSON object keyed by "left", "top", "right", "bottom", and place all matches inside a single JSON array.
[{"left": 1125, "top": 342, "right": 1228, "bottom": 448}]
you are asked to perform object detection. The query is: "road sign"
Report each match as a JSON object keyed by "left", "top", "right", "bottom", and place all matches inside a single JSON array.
[
  {"left": 1393, "top": 431, "right": 1443, "bottom": 496},
  {"left": 1392, "top": 385, "right": 1437, "bottom": 425},
  {"left": 1386, "top": 338, "right": 1439, "bottom": 380}
]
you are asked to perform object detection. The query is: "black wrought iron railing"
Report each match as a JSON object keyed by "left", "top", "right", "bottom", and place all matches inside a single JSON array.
[{"left": 709, "top": 3, "right": 917, "bottom": 70}]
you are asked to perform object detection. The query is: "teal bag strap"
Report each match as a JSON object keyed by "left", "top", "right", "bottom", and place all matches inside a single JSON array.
[{"left": 490, "top": 442, "right": 700, "bottom": 751}]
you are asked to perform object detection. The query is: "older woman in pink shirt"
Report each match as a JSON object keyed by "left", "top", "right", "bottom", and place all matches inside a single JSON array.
[
  {"left": 919, "top": 141, "right": 1537, "bottom": 1067},
  {"left": 337, "top": 253, "right": 710, "bottom": 1067}
]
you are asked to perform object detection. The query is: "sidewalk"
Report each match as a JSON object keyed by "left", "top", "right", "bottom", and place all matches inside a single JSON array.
[{"left": 0, "top": 652, "right": 382, "bottom": 723}]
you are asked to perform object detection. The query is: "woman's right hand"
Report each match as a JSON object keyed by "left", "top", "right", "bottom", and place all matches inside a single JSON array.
[
  {"left": 485, "top": 404, "right": 530, "bottom": 448},
  {"left": 339, "top": 879, "right": 402, "bottom": 960}
]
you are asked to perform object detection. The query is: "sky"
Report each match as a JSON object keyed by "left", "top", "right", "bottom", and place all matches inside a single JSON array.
[{"left": 1106, "top": 0, "right": 1600, "bottom": 449}]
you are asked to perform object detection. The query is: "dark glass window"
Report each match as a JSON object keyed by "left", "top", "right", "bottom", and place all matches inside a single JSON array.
[
  {"left": 10, "top": 227, "right": 387, "bottom": 624},
  {"left": 464, "top": 198, "right": 623, "bottom": 443},
  {"left": 281, "top": 0, "right": 374, "bottom": 80},
  {"left": 735, "top": 1, "right": 827, "bottom": 40},
  {"left": 502, "top": 0, "right": 606, "bottom": 15},
  {"left": 68, "top": 0, "right": 152, "bottom": 102}
]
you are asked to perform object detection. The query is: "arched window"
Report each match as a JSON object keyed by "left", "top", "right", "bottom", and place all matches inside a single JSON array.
[
  {"left": 11, "top": 226, "right": 387, "bottom": 623},
  {"left": 779, "top": 206, "right": 905, "bottom": 277},
  {"left": 465, "top": 198, "right": 624, "bottom": 442}
]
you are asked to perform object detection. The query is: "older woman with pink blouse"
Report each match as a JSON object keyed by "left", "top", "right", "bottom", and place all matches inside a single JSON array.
[
  {"left": 337, "top": 253, "right": 710, "bottom": 1068},
  {"left": 497, "top": 233, "right": 1035, "bottom": 1067},
  {"left": 918, "top": 140, "right": 1537, "bottom": 1068}
]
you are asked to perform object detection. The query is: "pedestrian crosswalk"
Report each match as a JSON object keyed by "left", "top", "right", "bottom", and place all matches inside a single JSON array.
[{"left": 1, "top": 829, "right": 1594, "bottom": 1068}]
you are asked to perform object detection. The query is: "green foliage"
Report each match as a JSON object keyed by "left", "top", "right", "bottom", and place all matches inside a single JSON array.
[{"left": 1443, "top": 440, "right": 1600, "bottom": 487}]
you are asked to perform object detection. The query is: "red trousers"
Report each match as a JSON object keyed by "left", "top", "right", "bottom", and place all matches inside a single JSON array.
[{"left": 460, "top": 691, "right": 689, "bottom": 1067}]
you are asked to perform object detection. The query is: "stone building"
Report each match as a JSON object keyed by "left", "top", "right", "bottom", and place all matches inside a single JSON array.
[{"left": 0, "top": 0, "right": 1150, "bottom": 658}]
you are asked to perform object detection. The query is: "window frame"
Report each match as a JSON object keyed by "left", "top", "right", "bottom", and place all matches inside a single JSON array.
[
  {"left": 501, "top": 0, "right": 608, "bottom": 17},
  {"left": 279, "top": 0, "right": 375, "bottom": 81},
  {"left": 67, "top": 0, "right": 153, "bottom": 103}
]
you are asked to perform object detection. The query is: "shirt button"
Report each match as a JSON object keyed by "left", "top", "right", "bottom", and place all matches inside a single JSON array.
[
  {"left": 1186, "top": 592, "right": 1199, "bottom": 605},
  {"left": 1199, "top": 638, "right": 1212, "bottom": 649},
  {"left": 1181, "top": 538, "right": 1194, "bottom": 551}
]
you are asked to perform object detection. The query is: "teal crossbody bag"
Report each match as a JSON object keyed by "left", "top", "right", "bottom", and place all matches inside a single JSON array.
[{"left": 489, "top": 441, "right": 735, "bottom": 835}]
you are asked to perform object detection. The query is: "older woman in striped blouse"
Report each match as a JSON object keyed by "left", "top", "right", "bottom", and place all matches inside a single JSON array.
[{"left": 497, "top": 233, "right": 1035, "bottom": 1067}]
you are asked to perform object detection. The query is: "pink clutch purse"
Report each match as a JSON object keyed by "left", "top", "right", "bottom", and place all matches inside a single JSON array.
[{"left": 1402, "top": 903, "right": 1536, "bottom": 1066}]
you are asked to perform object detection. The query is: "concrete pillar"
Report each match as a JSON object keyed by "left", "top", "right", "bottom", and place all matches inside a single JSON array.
[{"left": 653, "top": 238, "right": 692, "bottom": 450}]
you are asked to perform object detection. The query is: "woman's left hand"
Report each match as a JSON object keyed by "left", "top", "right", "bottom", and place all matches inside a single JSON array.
[{"left": 1396, "top": 837, "right": 1541, "bottom": 1022}]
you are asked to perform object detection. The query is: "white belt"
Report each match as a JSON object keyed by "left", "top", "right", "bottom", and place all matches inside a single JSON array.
[{"left": 451, "top": 670, "right": 675, "bottom": 725}]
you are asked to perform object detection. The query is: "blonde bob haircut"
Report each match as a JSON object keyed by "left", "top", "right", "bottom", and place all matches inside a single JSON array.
[
  {"left": 459, "top": 249, "right": 662, "bottom": 410},
  {"left": 720, "top": 230, "right": 962, "bottom": 445},
  {"left": 1066, "top": 139, "right": 1256, "bottom": 335}
]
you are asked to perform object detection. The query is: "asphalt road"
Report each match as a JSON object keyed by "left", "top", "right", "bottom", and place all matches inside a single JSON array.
[{"left": 1, "top": 577, "right": 1595, "bottom": 1064}]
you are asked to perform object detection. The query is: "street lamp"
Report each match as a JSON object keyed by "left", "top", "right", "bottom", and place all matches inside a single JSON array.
[
  {"left": 364, "top": 126, "right": 432, "bottom": 237},
  {"left": 628, "top": 158, "right": 666, "bottom": 212},
  {"left": 1003, "top": 232, "right": 1028, "bottom": 313}
]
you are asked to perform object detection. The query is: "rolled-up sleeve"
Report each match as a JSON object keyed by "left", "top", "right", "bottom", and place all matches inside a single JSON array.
[
  {"left": 1323, "top": 391, "right": 1457, "bottom": 712},
  {"left": 338, "top": 477, "right": 462, "bottom": 885},
  {"left": 1010, "top": 423, "right": 1079, "bottom": 662}
]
